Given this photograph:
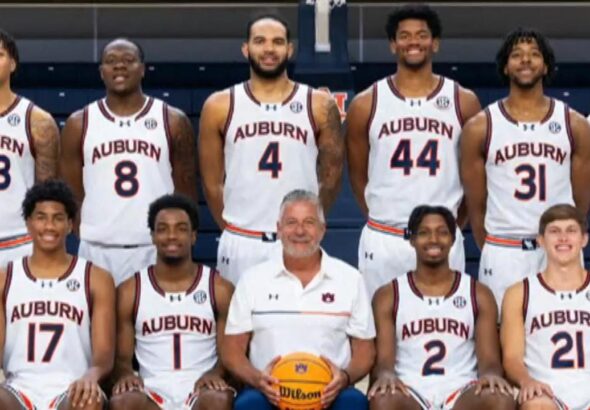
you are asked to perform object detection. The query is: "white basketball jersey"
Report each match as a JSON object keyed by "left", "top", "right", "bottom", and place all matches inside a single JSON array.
[
  {"left": 0, "top": 96, "right": 35, "bottom": 239},
  {"left": 3, "top": 256, "right": 92, "bottom": 392},
  {"left": 134, "top": 265, "right": 218, "bottom": 391},
  {"left": 523, "top": 273, "right": 590, "bottom": 398},
  {"left": 223, "top": 82, "right": 319, "bottom": 232},
  {"left": 366, "top": 77, "right": 463, "bottom": 226},
  {"left": 394, "top": 272, "right": 477, "bottom": 386},
  {"left": 485, "top": 99, "right": 573, "bottom": 236},
  {"left": 81, "top": 97, "right": 174, "bottom": 245}
]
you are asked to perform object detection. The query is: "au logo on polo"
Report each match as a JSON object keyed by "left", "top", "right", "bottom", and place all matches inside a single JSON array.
[{"left": 322, "top": 293, "right": 335, "bottom": 303}]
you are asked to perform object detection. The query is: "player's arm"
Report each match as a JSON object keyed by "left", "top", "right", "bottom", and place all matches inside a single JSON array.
[
  {"left": 344, "top": 88, "right": 372, "bottom": 216},
  {"left": 198, "top": 91, "right": 230, "bottom": 230},
  {"left": 29, "top": 106, "right": 59, "bottom": 182},
  {"left": 194, "top": 274, "right": 235, "bottom": 392},
  {"left": 459, "top": 111, "right": 488, "bottom": 249},
  {"left": 312, "top": 89, "right": 344, "bottom": 213},
  {"left": 456, "top": 87, "right": 482, "bottom": 228},
  {"left": 0, "top": 269, "right": 8, "bottom": 364},
  {"left": 59, "top": 110, "right": 86, "bottom": 234},
  {"left": 166, "top": 106, "right": 198, "bottom": 204},
  {"left": 473, "top": 282, "right": 512, "bottom": 394},
  {"left": 112, "top": 275, "right": 143, "bottom": 394},
  {"left": 68, "top": 265, "right": 116, "bottom": 407},
  {"left": 569, "top": 109, "right": 590, "bottom": 215},
  {"left": 367, "top": 284, "right": 409, "bottom": 398}
]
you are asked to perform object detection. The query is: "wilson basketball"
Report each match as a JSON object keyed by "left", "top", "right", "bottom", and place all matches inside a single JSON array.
[{"left": 271, "top": 352, "right": 333, "bottom": 410}]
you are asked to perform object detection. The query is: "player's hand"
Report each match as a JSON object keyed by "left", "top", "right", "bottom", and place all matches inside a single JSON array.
[
  {"left": 518, "top": 377, "right": 553, "bottom": 404},
  {"left": 320, "top": 356, "right": 348, "bottom": 409},
  {"left": 112, "top": 373, "right": 144, "bottom": 395},
  {"left": 474, "top": 374, "right": 513, "bottom": 396},
  {"left": 367, "top": 371, "right": 410, "bottom": 399},
  {"left": 256, "top": 355, "right": 281, "bottom": 406},
  {"left": 193, "top": 370, "right": 230, "bottom": 396},
  {"left": 68, "top": 376, "right": 103, "bottom": 408}
]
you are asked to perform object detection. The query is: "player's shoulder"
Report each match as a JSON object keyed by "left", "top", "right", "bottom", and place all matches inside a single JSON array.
[
  {"left": 349, "top": 84, "right": 375, "bottom": 107},
  {"left": 86, "top": 261, "right": 115, "bottom": 289},
  {"left": 202, "top": 87, "right": 233, "bottom": 110},
  {"left": 27, "top": 103, "right": 55, "bottom": 123},
  {"left": 504, "top": 278, "right": 526, "bottom": 303},
  {"left": 461, "top": 107, "right": 489, "bottom": 135}
]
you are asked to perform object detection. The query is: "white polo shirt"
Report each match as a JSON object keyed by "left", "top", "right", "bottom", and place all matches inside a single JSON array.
[{"left": 225, "top": 249, "right": 376, "bottom": 371}]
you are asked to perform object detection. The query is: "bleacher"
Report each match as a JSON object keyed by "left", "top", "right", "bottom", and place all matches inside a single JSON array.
[{"left": 18, "top": 62, "right": 590, "bottom": 275}]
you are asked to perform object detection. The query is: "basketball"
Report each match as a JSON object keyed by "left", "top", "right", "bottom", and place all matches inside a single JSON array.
[{"left": 271, "top": 352, "right": 333, "bottom": 410}]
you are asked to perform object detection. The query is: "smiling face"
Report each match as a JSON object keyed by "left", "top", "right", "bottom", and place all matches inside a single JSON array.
[
  {"left": 26, "top": 201, "right": 71, "bottom": 253},
  {"left": 278, "top": 200, "right": 325, "bottom": 259},
  {"left": 390, "top": 18, "right": 439, "bottom": 69},
  {"left": 504, "top": 38, "right": 547, "bottom": 89},
  {"left": 539, "top": 219, "right": 588, "bottom": 266},
  {"left": 99, "top": 39, "right": 145, "bottom": 95},
  {"left": 242, "top": 18, "right": 293, "bottom": 79},
  {"left": 152, "top": 208, "right": 196, "bottom": 266},
  {"left": 410, "top": 213, "right": 454, "bottom": 268}
]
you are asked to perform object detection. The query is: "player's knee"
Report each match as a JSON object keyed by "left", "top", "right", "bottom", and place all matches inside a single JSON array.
[
  {"left": 369, "top": 394, "right": 419, "bottom": 410},
  {"left": 474, "top": 390, "right": 517, "bottom": 410},
  {"left": 519, "top": 396, "right": 558, "bottom": 410},
  {"left": 331, "top": 387, "right": 368, "bottom": 410},
  {"left": 194, "top": 388, "right": 234, "bottom": 410},
  {"left": 108, "top": 393, "right": 139, "bottom": 410}
]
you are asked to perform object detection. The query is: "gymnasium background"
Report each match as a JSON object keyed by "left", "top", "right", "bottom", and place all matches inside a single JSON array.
[{"left": 3, "top": 1, "right": 589, "bottom": 276}]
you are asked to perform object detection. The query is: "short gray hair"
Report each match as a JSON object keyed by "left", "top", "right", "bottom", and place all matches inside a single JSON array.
[{"left": 279, "top": 189, "right": 325, "bottom": 224}]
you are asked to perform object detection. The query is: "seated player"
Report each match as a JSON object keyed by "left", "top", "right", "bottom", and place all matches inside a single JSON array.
[
  {"left": 370, "top": 205, "right": 515, "bottom": 410},
  {"left": 501, "top": 204, "right": 590, "bottom": 410},
  {"left": 222, "top": 189, "right": 375, "bottom": 410},
  {"left": 110, "top": 194, "right": 234, "bottom": 410},
  {"left": 0, "top": 180, "right": 115, "bottom": 410}
]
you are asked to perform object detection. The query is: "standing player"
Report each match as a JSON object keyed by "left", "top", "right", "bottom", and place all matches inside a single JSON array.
[
  {"left": 0, "top": 29, "right": 60, "bottom": 267},
  {"left": 60, "top": 38, "right": 197, "bottom": 285},
  {"left": 0, "top": 180, "right": 115, "bottom": 410},
  {"left": 346, "top": 4, "right": 481, "bottom": 297},
  {"left": 110, "top": 194, "right": 234, "bottom": 410},
  {"left": 199, "top": 15, "right": 343, "bottom": 284},
  {"left": 461, "top": 28, "right": 590, "bottom": 309},
  {"left": 369, "top": 206, "right": 515, "bottom": 410},
  {"left": 501, "top": 204, "right": 590, "bottom": 410}
]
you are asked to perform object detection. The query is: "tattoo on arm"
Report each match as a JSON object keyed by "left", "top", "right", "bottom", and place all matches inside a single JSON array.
[
  {"left": 172, "top": 112, "right": 198, "bottom": 202},
  {"left": 32, "top": 115, "right": 59, "bottom": 182},
  {"left": 317, "top": 97, "right": 344, "bottom": 211}
]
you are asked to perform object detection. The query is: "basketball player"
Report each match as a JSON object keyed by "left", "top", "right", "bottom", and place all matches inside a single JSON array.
[
  {"left": 369, "top": 206, "right": 515, "bottom": 410},
  {"left": 501, "top": 204, "right": 590, "bottom": 410},
  {"left": 0, "top": 180, "right": 115, "bottom": 410},
  {"left": 460, "top": 28, "right": 590, "bottom": 309},
  {"left": 0, "top": 29, "right": 60, "bottom": 268},
  {"left": 60, "top": 38, "right": 198, "bottom": 285},
  {"left": 199, "top": 15, "right": 343, "bottom": 284},
  {"left": 222, "top": 190, "right": 375, "bottom": 410},
  {"left": 345, "top": 4, "right": 481, "bottom": 297},
  {"left": 110, "top": 194, "right": 234, "bottom": 410}
]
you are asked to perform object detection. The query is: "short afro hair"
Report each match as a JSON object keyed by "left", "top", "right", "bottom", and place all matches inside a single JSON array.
[
  {"left": 408, "top": 205, "right": 456, "bottom": 241},
  {"left": 101, "top": 37, "right": 145, "bottom": 63},
  {"left": 385, "top": 3, "right": 442, "bottom": 41},
  {"left": 246, "top": 13, "right": 291, "bottom": 42},
  {"left": 22, "top": 180, "right": 77, "bottom": 220},
  {"left": 496, "top": 27, "right": 556, "bottom": 85},
  {"left": 148, "top": 194, "right": 199, "bottom": 232}
]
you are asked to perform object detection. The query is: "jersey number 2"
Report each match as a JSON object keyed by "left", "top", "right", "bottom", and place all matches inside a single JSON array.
[
  {"left": 551, "top": 331, "right": 585, "bottom": 369},
  {"left": 422, "top": 339, "right": 446, "bottom": 375},
  {"left": 258, "top": 142, "right": 282, "bottom": 178},
  {"left": 27, "top": 323, "right": 64, "bottom": 363}
]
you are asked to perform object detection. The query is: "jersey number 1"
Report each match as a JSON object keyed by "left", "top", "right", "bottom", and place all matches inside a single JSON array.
[{"left": 551, "top": 331, "right": 585, "bottom": 369}]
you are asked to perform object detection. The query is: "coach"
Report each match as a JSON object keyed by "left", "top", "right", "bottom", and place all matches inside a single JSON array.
[{"left": 221, "top": 189, "right": 375, "bottom": 410}]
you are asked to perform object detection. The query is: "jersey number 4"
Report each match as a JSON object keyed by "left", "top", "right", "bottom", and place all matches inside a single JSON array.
[
  {"left": 27, "top": 323, "right": 64, "bottom": 363},
  {"left": 551, "top": 331, "right": 585, "bottom": 369},
  {"left": 422, "top": 339, "right": 446, "bottom": 375},
  {"left": 258, "top": 142, "right": 282, "bottom": 178},
  {"left": 390, "top": 140, "right": 440, "bottom": 176}
]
